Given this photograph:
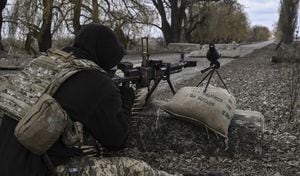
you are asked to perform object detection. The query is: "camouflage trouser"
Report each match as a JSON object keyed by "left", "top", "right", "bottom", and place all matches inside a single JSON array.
[{"left": 55, "top": 156, "right": 181, "bottom": 176}]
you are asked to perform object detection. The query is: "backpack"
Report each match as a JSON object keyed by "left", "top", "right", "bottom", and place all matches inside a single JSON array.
[{"left": 0, "top": 49, "right": 104, "bottom": 155}]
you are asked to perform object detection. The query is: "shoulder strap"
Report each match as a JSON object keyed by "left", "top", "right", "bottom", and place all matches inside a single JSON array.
[
  {"left": 47, "top": 48, "right": 75, "bottom": 62},
  {"left": 45, "top": 49, "right": 106, "bottom": 95}
]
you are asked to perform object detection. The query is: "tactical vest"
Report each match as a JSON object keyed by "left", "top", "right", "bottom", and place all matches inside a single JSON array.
[{"left": 0, "top": 49, "right": 104, "bottom": 121}]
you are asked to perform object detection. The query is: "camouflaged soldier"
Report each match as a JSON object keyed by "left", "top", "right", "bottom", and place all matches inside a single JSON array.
[
  {"left": 55, "top": 156, "right": 177, "bottom": 176},
  {"left": 0, "top": 24, "right": 177, "bottom": 176}
]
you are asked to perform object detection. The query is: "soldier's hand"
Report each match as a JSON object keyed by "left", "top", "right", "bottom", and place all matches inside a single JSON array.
[
  {"left": 132, "top": 87, "right": 149, "bottom": 115},
  {"left": 119, "top": 86, "right": 135, "bottom": 106},
  {"left": 80, "top": 145, "right": 99, "bottom": 157}
]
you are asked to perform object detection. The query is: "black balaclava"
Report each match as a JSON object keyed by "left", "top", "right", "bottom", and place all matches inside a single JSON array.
[{"left": 63, "top": 23, "right": 125, "bottom": 71}]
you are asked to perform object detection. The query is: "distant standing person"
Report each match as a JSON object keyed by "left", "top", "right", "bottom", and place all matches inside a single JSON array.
[{"left": 206, "top": 43, "right": 221, "bottom": 69}]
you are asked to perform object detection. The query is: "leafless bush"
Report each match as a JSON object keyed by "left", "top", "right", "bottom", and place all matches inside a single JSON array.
[
  {"left": 287, "top": 64, "right": 300, "bottom": 122},
  {"left": 2, "top": 37, "right": 27, "bottom": 55},
  {"left": 276, "top": 0, "right": 299, "bottom": 44},
  {"left": 52, "top": 37, "right": 73, "bottom": 49},
  {"left": 287, "top": 35, "right": 300, "bottom": 122}
]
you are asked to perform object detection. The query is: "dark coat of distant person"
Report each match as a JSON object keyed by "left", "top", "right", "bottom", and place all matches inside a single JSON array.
[{"left": 206, "top": 43, "right": 221, "bottom": 69}]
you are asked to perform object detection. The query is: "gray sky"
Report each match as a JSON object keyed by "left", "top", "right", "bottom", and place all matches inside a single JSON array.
[{"left": 239, "top": 0, "right": 300, "bottom": 31}]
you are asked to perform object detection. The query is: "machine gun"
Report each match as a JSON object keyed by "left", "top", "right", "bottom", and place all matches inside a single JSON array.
[{"left": 112, "top": 37, "right": 197, "bottom": 102}]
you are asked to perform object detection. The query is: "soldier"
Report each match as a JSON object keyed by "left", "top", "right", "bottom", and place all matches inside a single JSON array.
[{"left": 0, "top": 24, "right": 176, "bottom": 176}]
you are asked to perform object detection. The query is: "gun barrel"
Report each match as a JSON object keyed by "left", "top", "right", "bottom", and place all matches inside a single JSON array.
[
  {"left": 169, "top": 61, "right": 197, "bottom": 73},
  {"left": 112, "top": 75, "right": 140, "bottom": 84},
  {"left": 201, "top": 66, "right": 213, "bottom": 73},
  {"left": 183, "top": 61, "right": 197, "bottom": 67},
  {"left": 169, "top": 63, "right": 182, "bottom": 72}
]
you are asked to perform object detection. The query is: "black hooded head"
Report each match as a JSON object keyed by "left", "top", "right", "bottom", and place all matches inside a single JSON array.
[
  {"left": 64, "top": 23, "right": 125, "bottom": 71},
  {"left": 209, "top": 43, "right": 215, "bottom": 50}
]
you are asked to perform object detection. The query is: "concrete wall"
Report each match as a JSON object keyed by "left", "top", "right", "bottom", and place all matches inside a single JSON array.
[{"left": 188, "top": 43, "right": 241, "bottom": 58}]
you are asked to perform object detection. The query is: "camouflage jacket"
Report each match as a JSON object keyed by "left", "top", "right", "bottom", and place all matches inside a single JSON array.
[{"left": 0, "top": 49, "right": 104, "bottom": 121}]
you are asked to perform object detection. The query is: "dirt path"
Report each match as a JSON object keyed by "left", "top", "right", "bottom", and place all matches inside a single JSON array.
[{"left": 124, "top": 44, "right": 300, "bottom": 176}]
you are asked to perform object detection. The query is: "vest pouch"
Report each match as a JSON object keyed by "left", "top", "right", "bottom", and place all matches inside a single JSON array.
[
  {"left": 62, "top": 121, "right": 84, "bottom": 147},
  {"left": 15, "top": 93, "right": 69, "bottom": 155}
]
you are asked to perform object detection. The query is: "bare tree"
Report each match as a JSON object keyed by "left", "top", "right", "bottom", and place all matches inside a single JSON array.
[
  {"left": 4, "top": 0, "right": 244, "bottom": 52},
  {"left": 93, "top": 0, "right": 153, "bottom": 48},
  {"left": 151, "top": 0, "right": 187, "bottom": 43},
  {"left": 72, "top": 0, "right": 83, "bottom": 33},
  {"left": 37, "top": 0, "right": 54, "bottom": 52},
  {"left": 273, "top": 1, "right": 300, "bottom": 121},
  {"left": 91, "top": 0, "right": 100, "bottom": 23},
  {"left": 63, "top": 0, "right": 101, "bottom": 34},
  {"left": 145, "top": 0, "right": 238, "bottom": 43},
  {"left": 0, "top": 0, "right": 7, "bottom": 51},
  {"left": 248, "top": 25, "right": 271, "bottom": 42},
  {"left": 191, "top": 2, "right": 249, "bottom": 44},
  {"left": 182, "top": 1, "right": 212, "bottom": 42},
  {"left": 6, "top": 0, "right": 71, "bottom": 53},
  {"left": 277, "top": 0, "right": 299, "bottom": 44}
]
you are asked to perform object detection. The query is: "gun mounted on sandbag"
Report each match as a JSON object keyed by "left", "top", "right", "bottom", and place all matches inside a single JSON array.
[{"left": 112, "top": 37, "right": 197, "bottom": 102}]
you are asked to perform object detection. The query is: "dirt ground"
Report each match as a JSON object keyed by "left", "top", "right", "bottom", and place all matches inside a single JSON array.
[
  {"left": 0, "top": 44, "right": 299, "bottom": 176},
  {"left": 122, "top": 44, "right": 300, "bottom": 176}
]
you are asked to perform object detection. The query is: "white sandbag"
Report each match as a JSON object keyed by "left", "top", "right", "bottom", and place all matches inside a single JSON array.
[{"left": 162, "top": 86, "right": 236, "bottom": 138}]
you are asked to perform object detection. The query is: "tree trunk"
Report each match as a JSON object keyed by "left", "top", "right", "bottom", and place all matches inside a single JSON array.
[
  {"left": 160, "top": 22, "right": 172, "bottom": 44},
  {"left": 0, "top": 0, "right": 7, "bottom": 51},
  {"left": 25, "top": 32, "right": 38, "bottom": 56},
  {"left": 277, "top": 0, "right": 299, "bottom": 44},
  {"left": 37, "top": 0, "right": 54, "bottom": 53},
  {"left": 169, "top": 1, "right": 185, "bottom": 43},
  {"left": 0, "top": 10, "right": 4, "bottom": 51},
  {"left": 73, "top": 0, "right": 83, "bottom": 34},
  {"left": 114, "top": 26, "right": 128, "bottom": 49},
  {"left": 92, "top": 0, "right": 100, "bottom": 23},
  {"left": 152, "top": 0, "right": 185, "bottom": 44}
]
